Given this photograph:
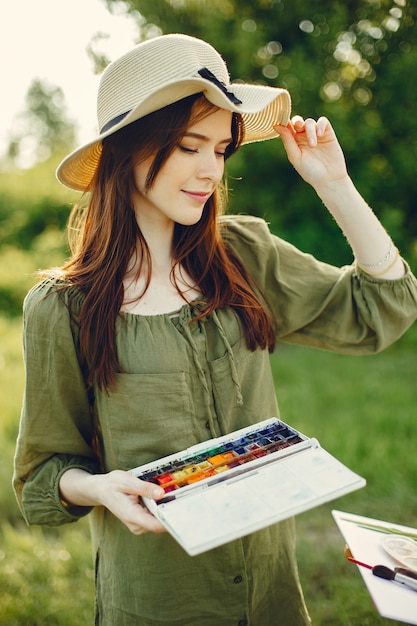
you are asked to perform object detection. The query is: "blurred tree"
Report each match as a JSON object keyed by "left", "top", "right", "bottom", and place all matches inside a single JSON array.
[
  {"left": 86, "top": 32, "right": 113, "bottom": 74},
  {"left": 6, "top": 79, "right": 76, "bottom": 169},
  {"left": 102, "top": 0, "right": 417, "bottom": 269},
  {"left": 0, "top": 162, "right": 76, "bottom": 315}
]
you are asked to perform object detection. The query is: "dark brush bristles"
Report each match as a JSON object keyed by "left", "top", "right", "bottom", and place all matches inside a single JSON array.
[{"left": 372, "top": 564, "right": 395, "bottom": 580}]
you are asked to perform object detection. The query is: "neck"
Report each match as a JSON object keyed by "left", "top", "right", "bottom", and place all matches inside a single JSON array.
[
  {"left": 122, "top": 212, "right": 201, "bottom": 315},
  {"left": 135, "top": 216, "right": 175, "bottom": 274}
]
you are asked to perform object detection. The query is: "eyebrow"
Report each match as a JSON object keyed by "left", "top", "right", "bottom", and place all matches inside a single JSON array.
[{"left": 183, "top": 132, "right": 233, "bottom": 145}]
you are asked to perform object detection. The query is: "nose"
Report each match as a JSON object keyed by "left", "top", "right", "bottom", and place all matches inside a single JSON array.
[{"left": 197, "top": 151, "right": 224, "bottom": 183}]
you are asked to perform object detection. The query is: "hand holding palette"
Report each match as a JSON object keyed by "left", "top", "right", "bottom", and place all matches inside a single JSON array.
[{"left": 130, "top": 418, "right": 366, "bottom": 555}]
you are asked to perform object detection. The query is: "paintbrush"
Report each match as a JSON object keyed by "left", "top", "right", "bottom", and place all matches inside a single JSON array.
[{"left": 344, "top": 545, "right": 417, "bottom": 592}]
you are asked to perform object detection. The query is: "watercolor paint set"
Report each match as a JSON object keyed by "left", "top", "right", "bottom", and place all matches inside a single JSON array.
[{"left": 130, "top": 418, "right": 366, "bottom": 555}]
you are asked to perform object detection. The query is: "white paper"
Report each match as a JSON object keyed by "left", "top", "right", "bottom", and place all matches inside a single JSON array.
[{"left": 332, "top": 510, "right": 417, "bottom": 624}]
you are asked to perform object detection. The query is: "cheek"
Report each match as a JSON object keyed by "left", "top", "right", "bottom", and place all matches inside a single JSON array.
[
  {"left": 152, "top": 164, "right": 183, "bottom": 193},
  {"left": 161, "top": 152, "right": 191, "bottom": 180},
  {"left": 133, "top": 158, "right": 153, "bottom": 194}
]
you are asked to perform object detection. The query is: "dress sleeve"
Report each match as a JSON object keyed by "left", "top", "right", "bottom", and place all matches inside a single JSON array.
[
  {"left": 13, "top": 280, "right": 101, "bottom": 526},
  {"left": 222, "top": 215, "right": 417, "bottom": 353}
]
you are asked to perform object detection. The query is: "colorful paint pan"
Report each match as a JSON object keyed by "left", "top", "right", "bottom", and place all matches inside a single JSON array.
[{"left": 140, "top": 420, "right": 304, "bottom": 493}]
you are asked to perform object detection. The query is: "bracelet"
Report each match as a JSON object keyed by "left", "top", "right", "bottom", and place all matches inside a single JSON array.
[
  {"left": 356, "top": 246, "right": 399, "bottom": 276},
  {"left": 356, "top": 240, "right": 394, "bottom": 269},
  {"left": 60, "top": 498, "right": 70, "bottom": 509}
]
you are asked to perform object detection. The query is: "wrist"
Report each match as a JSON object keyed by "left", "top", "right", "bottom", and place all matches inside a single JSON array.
[
  {"left": 59, "top": 468, "right": 103, "bottom": 508},
  {"left": 313, "top": 174, "right": 355, "bottom": 209}
]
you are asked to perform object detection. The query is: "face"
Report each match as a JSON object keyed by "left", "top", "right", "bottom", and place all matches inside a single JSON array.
[{"left": 132, "top": 106, "right": 233, "bottom": 231}]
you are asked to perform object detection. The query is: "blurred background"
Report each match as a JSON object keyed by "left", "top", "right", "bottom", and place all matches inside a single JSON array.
[{"left": 1, "top": 1, "right": 416, "bottom": 624}]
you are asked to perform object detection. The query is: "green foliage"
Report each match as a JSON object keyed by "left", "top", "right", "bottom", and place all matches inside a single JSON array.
[
  {"left": 0, "top": 160, "right": 76, "bottom": 316},
  {"left": 6, "top": 79, "right": 76, "bottom": 168},
  {"left": 105, "top": 0, "right": 417, "bottom": 269}
]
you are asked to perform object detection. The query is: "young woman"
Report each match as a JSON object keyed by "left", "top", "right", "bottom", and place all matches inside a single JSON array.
[{"left": 14, "top": 34, "right": 417, "bottom": 625}]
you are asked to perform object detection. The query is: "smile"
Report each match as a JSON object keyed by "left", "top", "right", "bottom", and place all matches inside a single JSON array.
[{"left": 182, "top": 191, "right": 211, "bottom": 204}]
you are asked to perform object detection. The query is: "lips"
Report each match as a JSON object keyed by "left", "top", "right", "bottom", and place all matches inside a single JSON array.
[{"left": 182, "top": 190, "right": 211, "bottom": 204}]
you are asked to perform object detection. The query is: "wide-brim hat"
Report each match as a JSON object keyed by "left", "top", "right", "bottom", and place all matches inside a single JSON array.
[{"left": 57, "top": 33, "right": 291, "bottom": 191}]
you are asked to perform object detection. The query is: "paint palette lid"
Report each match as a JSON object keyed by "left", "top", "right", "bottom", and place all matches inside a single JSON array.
[{"left": 381, "top": 534, "right": 417, "bottom": 573}]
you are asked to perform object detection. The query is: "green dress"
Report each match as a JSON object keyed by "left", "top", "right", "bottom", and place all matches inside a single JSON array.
[{"left": 13, "top": 216, "right": 417, "bottom": 625}]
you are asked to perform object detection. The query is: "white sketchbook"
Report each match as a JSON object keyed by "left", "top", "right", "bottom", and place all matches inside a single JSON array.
[{"left": 333, "top": 510, "right": 417, "bottom": 624}]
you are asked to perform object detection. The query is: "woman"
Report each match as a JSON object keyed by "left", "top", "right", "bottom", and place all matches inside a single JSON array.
[{"left": 14, "top": 33, "right": 417, "bottom": 625}]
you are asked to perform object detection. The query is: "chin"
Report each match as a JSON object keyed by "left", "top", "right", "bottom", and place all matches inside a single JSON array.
[{"left": 176, "top": 213, "right": 204, "bottom": 227}]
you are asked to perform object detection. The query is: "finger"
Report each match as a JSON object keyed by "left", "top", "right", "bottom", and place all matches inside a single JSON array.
[
  {"left": 126, "top": 500, "right": 167, "bottom": 535},
  {"left": 287, "top": 116, "right": 319, "bottom": 147},
  {"left": 127, "top": 474, "right": 165, "bottom": 500},
  {"left": 115, "top": 490, "right": 167, "bottom": 534},
  {"left": 304, "top": 118, "right": 318, "bottom": 147},
  {"left": 273, "top": 123, "right": 302, "bottom": 165},
  {"left": 131, "top": 509, "right": 167, "bottom": 535},
  {"left": 316, "top": 116, "right": 330, "bottom": 137},
  {"left": 291, "top": 115, "right": 305, "bottom": 130},
  {"left": 315, "top": 117, "right": 338, "bottom": 144},
  {"left": 108, "top": 470, "right": 165, "bottom": 500}
]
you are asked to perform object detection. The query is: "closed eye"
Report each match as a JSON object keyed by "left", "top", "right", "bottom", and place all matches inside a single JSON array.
[
  {"left": 179, "top": 146, "right": 198, "bottom": 154},
  {"left": 179, "top": 145, "right": 226, "bottom": 158}
]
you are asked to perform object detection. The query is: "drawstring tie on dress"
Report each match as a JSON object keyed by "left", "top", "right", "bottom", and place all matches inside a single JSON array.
[
  {"left": 211, "top": 310, "right": 243, "bottom": 406},
  {"left": 178, "top": 305, "right": 243, "bottom": 407}
]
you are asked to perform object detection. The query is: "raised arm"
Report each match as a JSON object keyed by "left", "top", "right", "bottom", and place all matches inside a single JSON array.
[{"left": 274, "top": 117, "right": 404, "bottom": 280}]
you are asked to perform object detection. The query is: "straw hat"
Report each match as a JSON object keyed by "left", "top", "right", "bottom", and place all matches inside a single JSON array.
[{"left": 57, "top": 33, "right": 291, "bottom": 191}]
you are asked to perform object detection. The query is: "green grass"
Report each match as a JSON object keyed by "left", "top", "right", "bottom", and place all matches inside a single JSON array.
[
  {"left": 0, "top": 521, "right": 94, "bottom": 626},
  {"left": 1, "top": 315, "right": 416, "bottom": 624},
  {"left": 0, "top": 315, "right": 94, "bottom": 625}
]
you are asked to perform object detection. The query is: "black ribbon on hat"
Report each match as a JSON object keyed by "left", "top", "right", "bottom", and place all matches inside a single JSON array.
[
  {"left": 198, "top": 67, "right": 242, "bottom": 105},
  {"left": 100, "top": 110, "right": 131, "bottom": 134},
  {"left": 100, "top": 68, "right": 242, "bottom": 135}
]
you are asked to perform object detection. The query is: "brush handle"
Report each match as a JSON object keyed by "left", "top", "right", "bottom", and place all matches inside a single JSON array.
[{"left": 394, "top": 569, "right": 417, "bottom": 592}]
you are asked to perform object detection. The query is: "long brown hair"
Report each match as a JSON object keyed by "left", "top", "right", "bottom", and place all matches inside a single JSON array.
[{"left": 55, "top": 94, "right": 275, "bottom": 390}]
